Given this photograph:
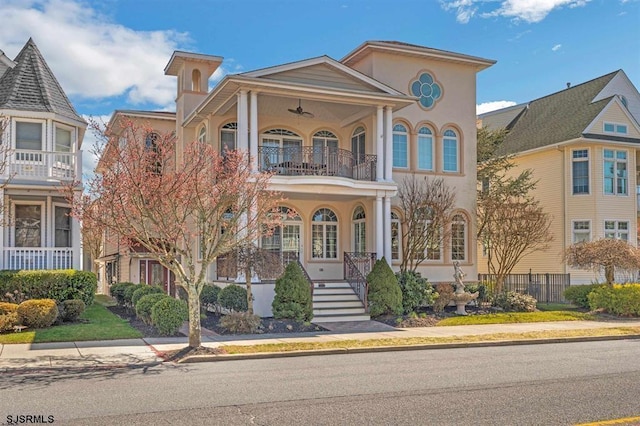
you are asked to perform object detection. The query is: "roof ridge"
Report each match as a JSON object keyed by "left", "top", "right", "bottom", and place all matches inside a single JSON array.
[{"left": 527, "top": 70, "right": 619, "bottom": 106}]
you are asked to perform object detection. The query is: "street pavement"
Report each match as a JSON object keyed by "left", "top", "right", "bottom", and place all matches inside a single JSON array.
[{"left": 1, "top": 319, "right": 639, "bottom": 370}]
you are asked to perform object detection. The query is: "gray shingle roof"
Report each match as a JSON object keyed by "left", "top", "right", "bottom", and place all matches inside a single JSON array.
[
  {"left": 0, "top": 38, "right": 84, "bottom": 123},
  {"left": 491, "top": 71, "right": 620, "bottom": 155}
]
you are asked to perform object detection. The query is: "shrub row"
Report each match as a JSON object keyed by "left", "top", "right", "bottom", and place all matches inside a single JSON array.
[
  {"left": 588, "top": 284, "right": 640, "bottom": 316},
  {"left": 564, "top": 284, "right": 604, "bottom": 308},
  {"left": 0, "top": 270, "right": 97, "bottom": 306},
  {"left": 0, "top": 297, "right": 87, "bottom": 333}
]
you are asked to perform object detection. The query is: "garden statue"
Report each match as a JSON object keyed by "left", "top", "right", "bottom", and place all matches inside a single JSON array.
[{"left": 450, "top": 261, "right": 478, "bottom": 315}]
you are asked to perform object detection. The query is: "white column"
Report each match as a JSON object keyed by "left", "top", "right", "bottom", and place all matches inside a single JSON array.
[
  {"left": 384, "top": 106, "right": 393, "bottom": 181},
  {"left": 376, "top": 106, "right": 384, "bottom": 181},
  {"left": 383, "top": 196, "right": 392, "bottom": 263},
  {"left": 375, "top": 196, "right": 383, "bottom": 259},
  {"left": 250, "top": 91, "right": 258, "bottom": 172},
  {"left": 237, "top": 90, "right": 249, "bottom": 151},
  {"left": 72, "top": 215, "right": 82, "bottom": 269}
]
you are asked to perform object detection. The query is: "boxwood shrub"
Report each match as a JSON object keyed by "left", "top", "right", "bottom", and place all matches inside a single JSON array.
[
  {"left": 136, "top": 293, "right": 169, "bottom": 324},
  {"left": 0, "top": 270, "right": 97, "bottom": 306},
  {"left": 131, "top": 286, "right": 164, "bottom": 306},
  {"left": 588, "top": 284, "right": 640, "bottom": 316},
  {"left": 564, "top": 284, "right": 604, "bottom": 309},
  {"left": 110, "top": 282, "right": 135, "bottom": 306},
  {"left": 123, "top": 284, "right": 146, "bottom": 307},
  {"left": 150, "top": 297, "right": 188, "bottom": 336},
  {"left": 272, "top": 262, "right": 312, "bottom": 322},
  {"left": 0, "top": 312, "right": 19, "bottom": 332},
  {"left": 218, "top": 284, "right": 248, "bottom": 312},
  {"left": 61, "top": 299, "right": 86, "bottom": 322},
  {"left": 17, "top": 299, "right": 59, "bottom": 328},
  {"left": 366, "top": 257, "right": 402, "bottom": 317},
  {"left": 0, "top": 302, "right": 18, "bottom": 315}
]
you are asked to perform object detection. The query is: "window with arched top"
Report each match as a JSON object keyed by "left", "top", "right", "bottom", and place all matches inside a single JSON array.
[
  {"left": 391, "top": 211, "right": 401, "bottom": 261},
  {"left": 262, "top": 207, "right": 302, "bottom": 263},
  {"left": 312, "top": 208, "right": 338, "bottom": 259},
  {"left": 144, "top": 132, "right": 161, "bottom": 174},
  {"left": 443, "top": 129, "right": 459, "bottom": 172},
  {"left": 261, "top": 128, "right": 303, "bottom": 169},
  {"left": 192, "top": 69, "right": 202, "bottom": 92},
  {"left": 313, "top": 130, "right": 338, "bottom": 164},
  {"left": 417, "top": 126, "right": 434, "bottom": 171},
  {"left": 220, "top": 122, "right": 237, "bottom": 154},
  {"left": 351, "top": 126, "right": 365, "bottom": 164},
  {"left": 198, "top": 125, "right": 207, "bottom": 143},
  {"left": 451, "top": 214, "right": 466, "bottom": 261},
  {"left": 393, "top": 124, "right": 408, "bottom": 168},
  {"left": 352, "top": 206, "right": 366, "bottom": 253}
]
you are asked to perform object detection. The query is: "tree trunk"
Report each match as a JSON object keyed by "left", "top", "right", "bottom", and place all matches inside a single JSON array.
[
  {"left": 187, "top": 286, "right": 202, "bottom": 348},
  {"left": 605, "top": 265, "right": 614, "bottom": 286},
  {"left": 245, "top": 264, "right": 254, "bottom": 315}
]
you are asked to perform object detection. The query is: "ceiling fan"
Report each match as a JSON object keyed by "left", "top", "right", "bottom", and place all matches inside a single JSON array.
[{"left": 288, "top": 99, "right": 314, "bottom": 118}]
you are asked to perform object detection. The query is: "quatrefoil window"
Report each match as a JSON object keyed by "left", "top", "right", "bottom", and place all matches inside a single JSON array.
[{"left": 410, "top": 71, "right": 442, "bottom": 110}]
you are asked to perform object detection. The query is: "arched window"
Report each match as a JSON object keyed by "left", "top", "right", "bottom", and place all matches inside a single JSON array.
[
  {"left": 352, "top": 206, "right": 366, "bottom": 253},
  {"left": 312, "top": 208, "right": 338, "bottom": 259},
  {"left": 198, "top": 125, "right": 207, "bottom": 143},
  {"left": 145, "top": 132, "right": 160, "bottom": 151},
  {"left": 391, "top": 211, "right": 401, "bottom": 261},
  {"left": 393, "top": 124, "right": 408, "bottom": 168},
  {"left": 261, "top": 128, "right": 302, "bottom": 169},
  {"left": 451, "top": 214, "right": 466, "bottom": 261},
  {"left": 144, "top": 132, "right": 161, "bottom": 174},
  {"left": 351, "top": 126, "right": 365, "bottom": 164},
  {"left": 443, "top": 129, "right": 459, "bottom": 172},
  {"left": 417, "top": 126, "right": 434, "bottom": 171},
  {"left": 313, "top": 130, "right": 338, "bottom": 164},
  {"left": 262, "top": 207, "right": 302, "bottom": 263},
  {"left": 220, "top": 122, "right": 237, "bottom": 154},
  {"left": 192, "top": 69, "right": 202, "bottom": 92}
]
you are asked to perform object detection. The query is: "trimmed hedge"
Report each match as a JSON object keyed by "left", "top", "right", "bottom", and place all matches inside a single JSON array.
[
  {"left": 17, "top": 299, "right": 59, "bottom": 328},
  {"left": 0, "top": 302, "right": 18, "bottom": 315},
  {"left": 218, "top": 284, "right": 248, "bottom": 312},
  {"left": 564, "top": 284, "right": 604, "bottom": 309},
  {"left": 366, "top": 257, "right": 402, "bottom": 317},
  {"left": 588, "top": 284, "right": 640, "bottom": 316},
  {"left": 131, "top": 286, "right": 164, "bottom": 306},
  {"left": 110, "top": 282, "right": 135, "bottom": 306},
  {"left": 0, "top": 312, "right": 19, "bottom": 332},
  {"left": 123, "top": 284, "right": 146, "bottom": 307},
  {"left": 0, "top": 270, "right": 97, "bottom": 306},
  {"left": 272, "top": 262, "right": 313, "bottom": 322},
  {"left": 136, "top": 293, "right": 169, "bottom": 324},
  {"left": 150, "top": 297, "right": 188, "bottom": 336}
]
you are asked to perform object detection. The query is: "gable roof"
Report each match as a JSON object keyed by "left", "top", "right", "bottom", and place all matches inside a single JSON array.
[
  {"left": 491, "top": 71, "right": 620, "bottom": 155},
  {"left": 0, "top": 38, "right": 84, "bottom": 123}
]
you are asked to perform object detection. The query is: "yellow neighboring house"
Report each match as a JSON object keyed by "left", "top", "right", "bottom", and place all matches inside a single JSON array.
[
  {"left": 100, "top": 41, "right": 495, "bottom": 319},
  {"left": 0, "top": 39, "right": 85, "bottom": 272},
  {"left": 478, "top": 70, "right": 640, "bottom": 284}
]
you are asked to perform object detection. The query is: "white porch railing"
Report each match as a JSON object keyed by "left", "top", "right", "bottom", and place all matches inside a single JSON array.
[
  {"left": 3, "top": 150, "right": 82, "bottom": 181},
  {"left": 2, "top": 248, "right": 74, "bottom": 270}
]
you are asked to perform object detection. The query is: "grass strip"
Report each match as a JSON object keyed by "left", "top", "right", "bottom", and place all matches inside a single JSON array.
[
  {"left": 436, "top": 311, "right": 593, "bottom": 326},
  {"left": 0, "top": 303, "right": 141, "bottom": 344},
  {"left": 218, "top": 327, "right": 640, "bottom": 354}
]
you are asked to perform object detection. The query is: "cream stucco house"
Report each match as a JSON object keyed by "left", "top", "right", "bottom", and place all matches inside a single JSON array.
[
  {"left": 101, "top": 41, "right": 494, "bottom": 319},
  {"left": 0, "top": 39, "right": 84, "bottom": 271},
  {"left": 478, "top": 70, "right": 640, "bottom": 284}
]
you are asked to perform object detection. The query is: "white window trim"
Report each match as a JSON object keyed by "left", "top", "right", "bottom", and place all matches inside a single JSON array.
[
  {"left": 417, "top": 127, "right": 435, "bottom": 171},
  {"left": 442, "top": 130, "right": 459, "bottom": 173},
  {"left": 13, "top": 119, "right": 46, "bottom": 163},
  {"left": 54, "top": 122, "right": 76, "bottom": 153},
  {"left": 604, "top": 219, "right": 629, "bottom": 241},
  {"left": 11, "top": 201, "right": 46, "bottom": 248},
  {"left": 52, "top": 202, "right": 72, "bottom": 248},
  {"left": 571, "top": 219, "right": 591, "bottom": 244},
  {"left": 391, "top": 212, "right": 401, "bottom": 262},
  {"left": 571, "top": 148, "right": 590, "bottom": 195},
  {"left": 450, "top": 215, "right": 466, "bottom": 262},
  {"left": 603, "top": 121, "right": 628, "bottom": 135},
  {"left": 392, "top": 124, "right": 409, "bottom": 169},
  {"left": 602, "top": 148, "right": 628, "bottom": 196},
  {"left": 197, "top": 124, "right": 207, "bottom": 144},
  {"left": 352, "top": 207, "right": 366, "bottom": 253},
  {"left": 311, "top": 209, "right": 339, "bottom": 260}
]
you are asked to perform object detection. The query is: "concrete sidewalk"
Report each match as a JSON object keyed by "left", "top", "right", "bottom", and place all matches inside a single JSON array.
[{"left": 2, "top": 320, "right": 640, "bottom": 370}]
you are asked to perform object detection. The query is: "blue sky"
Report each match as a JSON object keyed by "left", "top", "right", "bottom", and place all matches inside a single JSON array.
[{"left": 1, "top": 0, "right": 639, "bottom": 171}]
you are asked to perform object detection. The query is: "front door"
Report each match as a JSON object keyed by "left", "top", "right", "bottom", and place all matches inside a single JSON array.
[{"left": 140, "top": 260, "right": 171, "bottom": 294}]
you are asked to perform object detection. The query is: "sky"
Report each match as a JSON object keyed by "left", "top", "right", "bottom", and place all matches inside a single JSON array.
[{"left": 0, "top": 0, "right": 639, "bottom": 175}]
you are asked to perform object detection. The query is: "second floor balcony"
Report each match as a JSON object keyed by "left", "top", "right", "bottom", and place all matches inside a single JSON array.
[
  {"left": 258, "top": 145, "right": 377, "bottom": 181},
  {"left": 3, "top": 150, "right": 82, "bottom": 182}
]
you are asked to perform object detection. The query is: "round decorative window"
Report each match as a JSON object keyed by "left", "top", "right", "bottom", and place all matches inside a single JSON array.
[{"left": 410, "top": 71, "right": 442, "bottom": 110}]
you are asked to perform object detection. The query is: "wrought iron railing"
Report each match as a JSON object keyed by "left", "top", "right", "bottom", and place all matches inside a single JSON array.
[
  {"left": 477, "top": 272, "right": 571, "bottom": 303},
  {"left": 258, "top": 146, "right": 376, "bottom": 181},
  {"left": 343, "top": 252, "right": 376, "bottom": 312}
]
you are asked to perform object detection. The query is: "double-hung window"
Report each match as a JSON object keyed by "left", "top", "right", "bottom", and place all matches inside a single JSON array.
[
  {"left": 55, "top": 206, "right": 72, "bottom": 247},
  {"left": 572, "top": 149, "right": 589, "bottom": 194},
  {"left": 603, "top": 149, "right": 627, "bottom": 195},
  {"left": 572, "top": 221, "right": 590, "bottom": 243},
  {"left": 605, "top": 220, "right": 628, "bottom": 241},
  {"left": 16, "top": 121, "right": 43, "bottom": 161}
]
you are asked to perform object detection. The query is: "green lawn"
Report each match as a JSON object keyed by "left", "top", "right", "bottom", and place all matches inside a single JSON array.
[
  {"left": 0, "top": 301, "right": 141, "bottom": 344},
  {"left": 436, "top": 310, "right": 593, "bottom": 326}
]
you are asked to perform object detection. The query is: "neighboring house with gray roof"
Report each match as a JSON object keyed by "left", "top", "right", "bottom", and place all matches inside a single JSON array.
[
  {"left": 0, "top": 38, "right": 85, "bottom": 271},
  {"left": 478, "top": 70, "right": 640, "bottom": 284}
]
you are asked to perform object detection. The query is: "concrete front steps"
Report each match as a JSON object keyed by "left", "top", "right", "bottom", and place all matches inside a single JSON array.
[{"left": 312, "top": 280, "right": 370, "bottom": 323}]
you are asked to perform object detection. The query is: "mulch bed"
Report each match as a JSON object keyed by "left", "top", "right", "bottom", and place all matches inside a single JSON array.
[
  {"left": 107, "top": 305, "right": 176, "bottom": 338},
  {"left": 375, "top": 305, "right": 495, "bottom": 328}
]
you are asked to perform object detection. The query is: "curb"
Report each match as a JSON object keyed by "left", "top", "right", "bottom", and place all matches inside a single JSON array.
[
  {"left": 0, "top": 361, "right": 163, "bottom": 374},
  {"left": 176, "top": 333, "right": 640, "bottom": 363}
]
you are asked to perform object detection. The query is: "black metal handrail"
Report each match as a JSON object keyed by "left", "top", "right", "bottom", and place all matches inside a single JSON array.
[
  {"left": 258, "top": 145, "right": 376, "bottom": 181},
  {"left": 343, "top": 252, "right": 376, "bottom": 312},
  {"left": 294, "top": 258, "right": 314, "bottom": 298}
]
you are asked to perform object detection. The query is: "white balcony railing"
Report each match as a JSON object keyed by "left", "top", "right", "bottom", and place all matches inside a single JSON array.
[
  {"left": 3, "top": 150, "right": 82, "bottom": 181},
  {"left": 2, "top": 248, "right": 74, "bottom": 270}
]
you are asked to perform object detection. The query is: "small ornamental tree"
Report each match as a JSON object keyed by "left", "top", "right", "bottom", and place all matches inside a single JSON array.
[
  {"left": 565, "top": 239, "right": 640, "bottom": 285},
  {"left": 67, "top": 119, "right": 283, "bottom": 348},
  {"left": 272, "top": 261, "right": 313, "bottom": 322},
  {"left": 366, "top": 257, "right": 402, "bottom": 317}
]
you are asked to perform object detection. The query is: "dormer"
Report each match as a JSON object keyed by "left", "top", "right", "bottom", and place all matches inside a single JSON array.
[
  {"left": 0, "top": 49, "right": 16, "bottom": 79},
  {"left": 164, "top": 51, "right": 223, "bottom": 122}
]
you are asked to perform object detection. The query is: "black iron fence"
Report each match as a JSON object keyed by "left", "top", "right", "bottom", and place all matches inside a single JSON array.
[{"left": 477, "top": 272, "right": 571, "bottom": 303}]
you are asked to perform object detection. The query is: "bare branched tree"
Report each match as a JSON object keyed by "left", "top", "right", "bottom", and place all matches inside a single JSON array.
[{"left": 398, "top": 175, "right": 456, "bottom": 273}]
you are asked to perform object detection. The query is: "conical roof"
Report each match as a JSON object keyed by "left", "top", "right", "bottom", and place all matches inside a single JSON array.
[{"left": 0, "top": 38, "right": 84, "bottom": 123}]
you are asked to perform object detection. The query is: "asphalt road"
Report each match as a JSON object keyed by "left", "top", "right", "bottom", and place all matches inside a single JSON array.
[{"left": 1, "top": 340, "right": 640, "bottom": 425}]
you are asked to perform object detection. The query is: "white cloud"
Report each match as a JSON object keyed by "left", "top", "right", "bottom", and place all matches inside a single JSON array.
[
  {"left": 0, "top": 0, "right": 191, "bottom": 108},
  {"left": 442, "top": 0, "right": 591, "bottom": 23},
  {"left": 552, "top": 44, "right": 562, "bottom": 51},
  {"left": 476, "top": 100, "right": 517, "bottom": 115}
]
